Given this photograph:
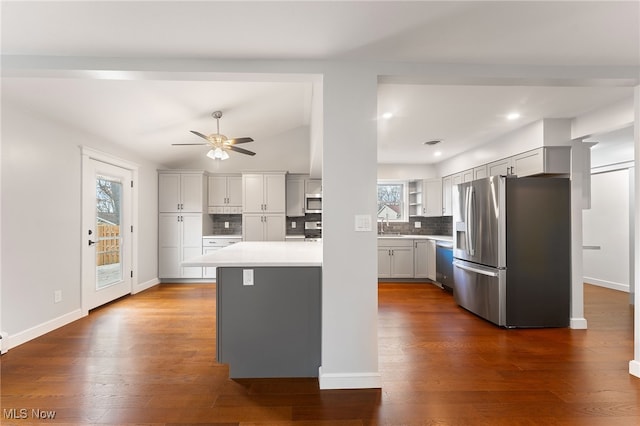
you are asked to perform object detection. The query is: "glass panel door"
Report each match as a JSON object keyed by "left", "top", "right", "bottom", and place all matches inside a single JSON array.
[{"left": 96, "top": 175, "right": 123, "bottom": 289}]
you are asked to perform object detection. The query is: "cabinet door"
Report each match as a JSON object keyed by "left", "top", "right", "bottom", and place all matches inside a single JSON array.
[
  {"left": 512, "top": 148, "right": 543, "bottom": 177},
  {"left": 427, "top": 240, "right": 437, "bottom": 281},
  {"left": 462, "top": 169, "right": 474, "bottom": 183},
  {"left": 264, "top": 174, "right": 286, "bottom": 213},
  {"left": 203, "top": 247, "right": 218, "bottom": 279},
  {"left": 180, "top": 174, "right": 204, "bottom": 212},
  {"left": 442, "top": 176, "right": 453, "bottom": 216},
  {"left": 243, "top": 174, "right": 265, "bottom": 213},
  {"left": 414, "top": 241, "right": 429, "bottom": 278},
  {"left": 391, "top": 247, "right": 414, "bottom": 278},
  {"left": 158, "top": 213, "right": 181, "bottom": 278},
  {"left": 181, "top": 214, "right": 203, "bottom": 278},
  {"left": 424, "top": 178, "right": 443, "bottom": 217},
  {"left": 305, "top": 179, "right": 322, "bottom": 194},
  {"left": 378, "top": 248, "right": 391, "bottom": 278},
  {"left": 452, "top": 173, "right": 463, "bottom": 186},
  {"left": 243, "top": 214, "right": 265, "bottom": 241},
  {"left": 264, "top": 214, "right": 286, "bottom": 241},
  {"left": 286, "top": 178, "right": 305, "bottom": 217},
  {"left": 226, "top": 176, "right": 243, "bottom": 207},
  {"left": 208, "top": 176, "right": 228, "bottom": 207},
  {"left": 487, "top": 157, "right": 513, "bottom": 176},
  {"left": 158, "top": 173, "right": 181, "bottom": 212},
  {"left": 473, "top": 165, "right": 488, "bottom": 181}
]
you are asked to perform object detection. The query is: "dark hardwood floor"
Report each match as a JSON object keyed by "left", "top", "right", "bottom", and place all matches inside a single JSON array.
[{"left": 1, "top": 282, "right": 638, "bottom": 425}]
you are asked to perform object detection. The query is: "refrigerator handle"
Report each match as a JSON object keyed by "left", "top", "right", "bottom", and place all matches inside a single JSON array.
[
  {"left": 466, "top": 186, "right": 475, "bottom": 256},
  {"left": 453, "top": 260, "right": 498, "bottom": 277}
]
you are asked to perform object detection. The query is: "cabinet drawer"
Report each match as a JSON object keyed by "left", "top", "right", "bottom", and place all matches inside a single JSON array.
[{"left": 378, "top": 238, "right": 414, "bottom": 248}]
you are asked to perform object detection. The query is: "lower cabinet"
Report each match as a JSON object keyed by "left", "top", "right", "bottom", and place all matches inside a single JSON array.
[
  {"left": 378, "top": 239, "right": 414, "bottom": 279},
  {"left": 414, "top": 239, "right": 436, "bottom": 280},
  {"left": 202, "top": 237, "right": 242, "bottom": 279},
  {"left": 159, "top": 213, "right": 204, "bottom": 278},
  {"left": 243, "top": 213, "right": 286, "bottom": 241}
]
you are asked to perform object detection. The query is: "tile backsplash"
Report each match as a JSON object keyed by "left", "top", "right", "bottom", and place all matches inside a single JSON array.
[
  {"left": 210, "top": 213, "right": 452, "bottom": 237},
  {"left": 378, "top": 216, "right": 452, "bottom": 236}
]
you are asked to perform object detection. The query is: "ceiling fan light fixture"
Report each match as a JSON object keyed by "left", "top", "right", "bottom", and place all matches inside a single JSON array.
[{"left": 207, "top": 147, "right": 229, "bottom": 160}]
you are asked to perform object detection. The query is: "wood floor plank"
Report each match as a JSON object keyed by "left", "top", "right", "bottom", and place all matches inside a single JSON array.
[{"left": 1, "top": 282, "right": 639, "bottom": 425}]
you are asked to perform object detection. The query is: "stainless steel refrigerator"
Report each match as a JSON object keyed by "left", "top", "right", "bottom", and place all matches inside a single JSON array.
[{"left": 452, "top": 175, "right": 571, "bottom": 327}]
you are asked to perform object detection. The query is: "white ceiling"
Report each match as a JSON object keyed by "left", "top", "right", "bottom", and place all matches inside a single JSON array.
[{"left": 2, "top": 1, "right": 638, "bottom": 169}]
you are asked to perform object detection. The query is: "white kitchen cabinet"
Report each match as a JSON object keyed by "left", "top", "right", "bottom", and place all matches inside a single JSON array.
[
  {"left": 286, "top": 175, "right": 306, "bottom": 217},
  {"left": 208, "top": 175, "right": 242, "bottom": 214},
  {"left": 242, "top": 172, "right": 286, "bottom": 213},
  {"left": 159, "top": 213, "right": 205, "bottom": 278},
  {"left": 512, "top": 147, "right": 571, "bottom": 177},
  {"left": 487, "top": 157, "right": 514, "bottom": 176},
  {"left": 305, "top": 179, "right": 322, "bottom": 195},
  {"left": 414, "top": 239, "right": 436, "bottom": 280},
  {"left": 378, "top": 239, "right": 414, "bottom": 279},
  {"left": 159, "top": 171, "right": 206, "bottom": 213},
  {"left": 462, "top": 169, "right": 474, "bottom": 183},
  {"left": 473, "top": 165, "right": 488, "bottom": 180},
  {"left": 202, "top": 236, "right": 241, "bottom": 279},
  {"left": 442, "top": 175, "right": 453, "bottom": 216},
  {"left": 243, "top": 213, "right": 286, "bottom": 241},
  {"left": 424, "top": 178, "right": 442, "bottom": 217}
]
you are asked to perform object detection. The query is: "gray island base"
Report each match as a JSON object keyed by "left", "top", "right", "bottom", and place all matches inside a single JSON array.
[{"left": 216, "top": 266, "right": 321, "bottom": 378}]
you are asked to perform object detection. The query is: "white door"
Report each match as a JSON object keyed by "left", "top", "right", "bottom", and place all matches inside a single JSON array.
[{"left": 82, "top": 159, "right": 132, "bottom": 311}]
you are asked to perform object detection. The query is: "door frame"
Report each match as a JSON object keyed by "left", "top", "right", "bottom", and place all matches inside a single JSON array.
[{"left": 81, "top": 147, "right": 139, "bottom": 316}]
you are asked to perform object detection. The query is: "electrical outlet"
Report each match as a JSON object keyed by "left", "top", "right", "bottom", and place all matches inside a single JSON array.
[
  {"left": 292, "top": 221, "right": 296, "bottom": 229},
  {"left": 414, "top": 221, "right": 422, "bottom": 228},
  {"left": 224, "top": 221, "right": 229, "bottom": 228},
  {"left": 243, "top": 269, "right": 254, "bottom": 286},
  {"left": 54, "top": 290, "right": 62, "bottom": 303}
]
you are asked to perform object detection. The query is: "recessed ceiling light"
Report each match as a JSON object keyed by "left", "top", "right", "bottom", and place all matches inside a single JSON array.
[
  {"left": 507, "top": 112, "right": 521, "bottom": 120},
  {"left": 382, "top": 112, "right": 393, "bottom": 119},
  {"left": 434, "top": 151, "right": 442, "bottom": 157}
]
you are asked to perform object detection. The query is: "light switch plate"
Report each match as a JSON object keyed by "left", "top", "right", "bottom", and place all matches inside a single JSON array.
[
  {"left": 243, "top": 269, "right": 254, "bottom": 286},
  {"left": 355, "top": 214, "right": 372, "bottom": 232},
  {"left": 224, "top": 221, "right": 229, "bottom": 228},
  {"left": 414, "top": 221, "right": 421, "bottom": 228},
  {"left": 292, "top": 221, "right": 296, "bottom": 229}
]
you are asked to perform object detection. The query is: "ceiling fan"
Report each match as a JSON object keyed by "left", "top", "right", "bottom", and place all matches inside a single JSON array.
[{"left": 172, "top": 111, "right": 255, "bottom": 160}]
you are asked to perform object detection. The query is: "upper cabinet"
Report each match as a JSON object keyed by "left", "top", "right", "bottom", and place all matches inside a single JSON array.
[
  {"left": 512, "top": 147, "right": 571, "bottom": 177},
  {"left": 242, "top": 172, "right": 286, "bottom": 213},
  {"left": 158, "top": 171, "right": 207, "bottom": 213},
  {"left": 305, "top": 179, "right": 322, "bottom": 195},
  {"left": 208, "top": 175, "right": 242, "bottom": 214},
  {"left": 286, "top": 175, "right": 306, "bottom": 217},
  {"left": 409, "top": 178, "right": 442, "bottom": 217}
]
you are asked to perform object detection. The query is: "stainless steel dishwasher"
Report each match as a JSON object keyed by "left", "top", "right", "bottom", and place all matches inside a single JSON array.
[{"left": 436, "top": 240, "right": 454, "bottom": 293}]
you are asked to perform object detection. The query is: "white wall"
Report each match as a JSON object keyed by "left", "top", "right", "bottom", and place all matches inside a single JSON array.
[
  {"left": 583, "top": 169, "right": 631, "bottom": 291},
  {"left": 377, "top": 163, "right": 436, "bottom": 180},
  {"left": 436, "top": 119, "right": 571, "bottom": 177},
  {"left": 1, "top": 99, "right": 160, "bottom": 347}
]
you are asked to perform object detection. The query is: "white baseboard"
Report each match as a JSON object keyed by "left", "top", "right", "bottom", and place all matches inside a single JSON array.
[
  {"left": 6, "top": 309, "right": 84, "bottom": 351},
  {"left": 630, "top": 360, "right": 640, "bottom": 378},
  {"left": 570, "top": 317, "right": 588, "bottom": 329},
  {"left": 133, "top": 277, "right": 160, "bottom": 294},
  {"left": 318, "top": 367, "right": 382, "bottom": 389},
  {"left": 584, "top": 278, "right": 629, "bottom": 293},
  {"left": 0, "top": 331, "right": 9, "bottom": 354}
]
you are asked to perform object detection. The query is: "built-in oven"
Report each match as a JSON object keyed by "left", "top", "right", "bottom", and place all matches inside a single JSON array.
[
  {"left": 305, "top": 194, "right": 322, "bottom": 213},
  {"left": 304, "top": 221, "right": 322, "bottom": 241}
]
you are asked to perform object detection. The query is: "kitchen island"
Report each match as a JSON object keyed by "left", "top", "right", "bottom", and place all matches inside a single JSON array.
[{"left": 183, "top": 241, "right": 322, "bottom": 378}]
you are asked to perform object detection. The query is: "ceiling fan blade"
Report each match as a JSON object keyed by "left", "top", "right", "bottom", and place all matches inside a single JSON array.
[
  {"left": 228, "top": 145, "right": 256, "bottom": 156},
  {"left": 227, "top": 137, "right": 254, "bottom": 145},
  {"left": 190, "top": 130, "right": 211, "bottom": 141},
  {"left": 172, "top": 143, "right": 208, "bottom": 146}
]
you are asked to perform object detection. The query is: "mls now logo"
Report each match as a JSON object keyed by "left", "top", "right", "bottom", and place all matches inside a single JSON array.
[{"left": 3, "top": 408, "right": 56, "bottom": 420}]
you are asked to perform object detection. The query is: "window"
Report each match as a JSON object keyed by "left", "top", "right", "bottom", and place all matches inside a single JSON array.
[{"left": 377, "top": 180, "right": 408, "bottom": 222}]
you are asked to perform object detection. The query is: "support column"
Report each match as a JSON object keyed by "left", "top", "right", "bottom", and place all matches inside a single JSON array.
[
  {"left": 319, "top": 66, "right": 381, "bottom": 389},
  {"left": 570, "top": 139, "right": 588, "bottom": 329},
  {"left": 630, "top": 85, "right": 640, "bottom": 378}
]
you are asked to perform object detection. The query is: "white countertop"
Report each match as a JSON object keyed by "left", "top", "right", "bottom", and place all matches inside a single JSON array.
[
  {"left": 203, "top": 235, "right": 242, "bottom": 239},
  {"left": 378, "top": 234, "right": 453, "bottom": 242},
  {"left": 183, "top": 241, "right": 323, "bottom": 267}
]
